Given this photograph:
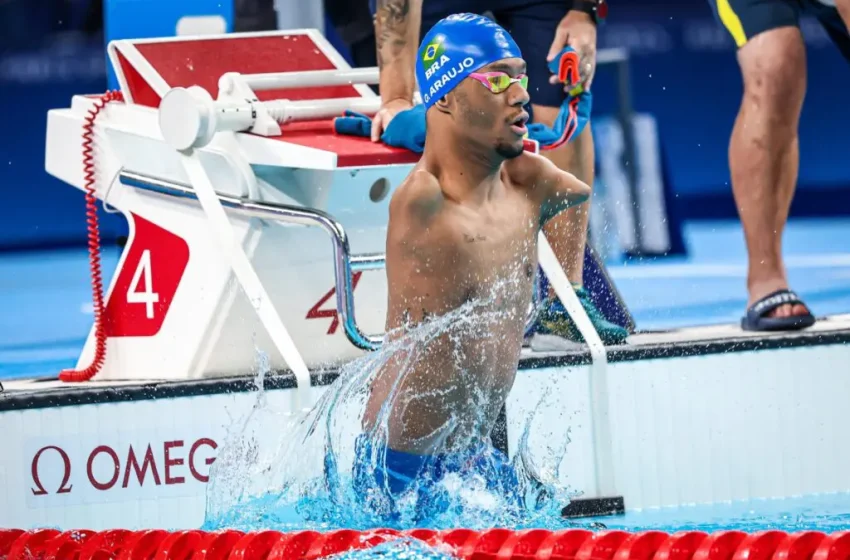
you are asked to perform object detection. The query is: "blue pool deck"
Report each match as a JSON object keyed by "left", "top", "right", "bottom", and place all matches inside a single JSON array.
[{"left": 2, "top": 217, "right": 850, "bottom": 380}]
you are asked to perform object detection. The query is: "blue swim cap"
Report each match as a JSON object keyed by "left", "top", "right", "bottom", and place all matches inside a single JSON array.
[{"left": 416, "top": 13, "right": 523, "bottom": 109}]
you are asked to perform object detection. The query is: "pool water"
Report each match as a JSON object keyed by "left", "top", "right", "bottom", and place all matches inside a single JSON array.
[
  {"left": 201, "top": 303, "right": 586, "bottom": 534},
  {"left": 198, "top": 312, "right": 850, "bottom": 545}
]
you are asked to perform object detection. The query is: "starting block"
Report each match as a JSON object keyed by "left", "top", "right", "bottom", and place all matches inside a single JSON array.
[{"left": 47, "top": 30, "right": 426, "bottom": 384}]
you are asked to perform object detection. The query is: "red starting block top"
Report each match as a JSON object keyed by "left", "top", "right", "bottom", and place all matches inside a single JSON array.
[
  {"left": 108, "top": 31, "right": 421, "bottom": 167},
  {"left": 276, "top": 120, "right": 421, "bottom": 168}
]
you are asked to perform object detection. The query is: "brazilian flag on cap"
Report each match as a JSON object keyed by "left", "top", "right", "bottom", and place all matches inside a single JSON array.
[{"left": 422, "top": 36, "right": 445, "bottom": 64}]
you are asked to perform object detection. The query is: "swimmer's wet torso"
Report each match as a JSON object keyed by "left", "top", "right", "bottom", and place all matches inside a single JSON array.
[
  {"left": 362, "top": 14, "right": 591, "bottom": 457},
  {"left": 363, "top": 155, "right": 579, "bottom": 454}
]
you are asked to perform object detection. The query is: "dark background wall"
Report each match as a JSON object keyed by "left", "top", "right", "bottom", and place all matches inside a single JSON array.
[{"left": 1, "top": 0, "right": 847, "bottom": 250}]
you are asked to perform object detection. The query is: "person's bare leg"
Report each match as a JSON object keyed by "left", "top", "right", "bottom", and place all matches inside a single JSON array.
[
  {"left": 733, "top": 26, "right": 809, "bottom": 319},
  {"left": 533, "top": 103, "right": 593, "bottom": 286}
]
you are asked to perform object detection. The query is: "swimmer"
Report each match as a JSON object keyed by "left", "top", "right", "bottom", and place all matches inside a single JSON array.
[
  {"left": 366, "top": 0, "right": 628, "bottom": 347},
  {"left": 354, "top": 14, "right": 590, "bottom": 516}
]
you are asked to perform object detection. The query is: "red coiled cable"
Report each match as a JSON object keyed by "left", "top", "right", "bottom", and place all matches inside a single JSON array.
[{"left": 59, "top": 90, "right": 124, "bottom": 383}]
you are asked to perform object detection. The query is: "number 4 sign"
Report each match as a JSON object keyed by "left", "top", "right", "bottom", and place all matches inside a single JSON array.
[
  {"left": 104, "top": 214, "right": 190, "bottom": 337},
  {"left": 127, "top": 249, "right": 159, "bottom": 319}
]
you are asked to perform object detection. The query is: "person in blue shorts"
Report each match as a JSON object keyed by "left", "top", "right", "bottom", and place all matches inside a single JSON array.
[
  {"left": 350, "top": 431, "right": 525, "bottom": 522},
  {"left": 349, "top": 13, "right": 591, "bottom": 522},
  {"left": 367, "top": 0, "right": 627, "bottom": 346}
]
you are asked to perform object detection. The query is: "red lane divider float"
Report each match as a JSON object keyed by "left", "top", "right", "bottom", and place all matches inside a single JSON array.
[{"left": 1, "top": 529, "right": 850, "bottom": 560}]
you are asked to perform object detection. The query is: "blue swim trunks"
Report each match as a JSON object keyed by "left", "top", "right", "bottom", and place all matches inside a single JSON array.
[{"left": 349, "top": 434, "right": 523, "bottom": 523}]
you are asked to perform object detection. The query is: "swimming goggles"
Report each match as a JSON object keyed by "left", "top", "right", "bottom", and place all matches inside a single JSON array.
[{"left": 469, "top": 72, "right": 529, "bottom": 94}]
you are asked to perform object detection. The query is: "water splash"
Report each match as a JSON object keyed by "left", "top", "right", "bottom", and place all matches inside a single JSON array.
[
  {"left": 333, "top": 538, "right": 457, "bottom": 560},
  {"left": 203, "top": 287, "right": 584, "bottom": 534}
]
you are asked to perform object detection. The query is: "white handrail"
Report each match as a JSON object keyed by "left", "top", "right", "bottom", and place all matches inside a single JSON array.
[
  {"left": 265, "top": 97, "right": 380, "bottom": 124},
  {"left": 537, "top": 232, "right": 614, "bottom": 499},
  {"left": 220, "top": 68, "right": 379, "bottom": 93}
]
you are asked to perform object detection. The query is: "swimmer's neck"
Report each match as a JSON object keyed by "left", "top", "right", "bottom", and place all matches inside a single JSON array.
[{"left": 423, "top": 135, "right": 504, "bottom": 204}]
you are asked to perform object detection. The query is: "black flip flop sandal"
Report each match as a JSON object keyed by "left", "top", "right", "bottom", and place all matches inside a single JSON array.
[{"left": 741, "top": 289, "right": 816, "bottom": 332}]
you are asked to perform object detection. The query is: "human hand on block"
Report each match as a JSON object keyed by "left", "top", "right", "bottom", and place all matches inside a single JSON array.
[
  {"left": 334, "top": 104, "right": 426, "bottom": 153},
  {"left": 370, "top": 98, "right": 416, "bottom": 142}
]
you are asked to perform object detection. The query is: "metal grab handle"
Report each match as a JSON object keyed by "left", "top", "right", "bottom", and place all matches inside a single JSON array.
[
  {"left": 219, "top": 68, "right": 380, "bottom": 93},
  {"left": 120, "top": 171, "right": 382, "bottom": 350},
  {"left": 119, "top": 171, "right": 541, "bottom": 352}
]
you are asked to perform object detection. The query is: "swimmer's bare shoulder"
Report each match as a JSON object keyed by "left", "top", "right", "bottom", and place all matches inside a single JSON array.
[
  {"left": 503, "top": 152, "right": 591, "bottom": 224},
  {"left": 385, "top": 168, "right": 464, "bottom": 328},
  {"left": 388, "top": 168, "right": 445, "bottom": 228}
]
